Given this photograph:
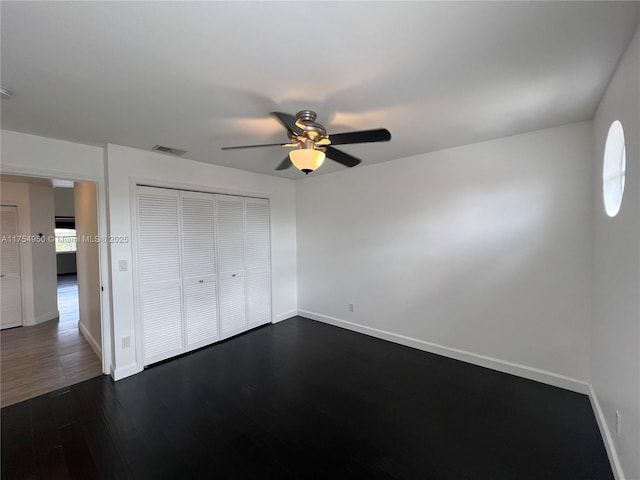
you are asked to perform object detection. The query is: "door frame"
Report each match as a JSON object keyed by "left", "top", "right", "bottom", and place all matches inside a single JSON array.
[
  {"left": 0, "top": 203, "right": 25, "bottom": 329},
  {"left": 0, "top": 166, "right": 112, "bottom": 376}
]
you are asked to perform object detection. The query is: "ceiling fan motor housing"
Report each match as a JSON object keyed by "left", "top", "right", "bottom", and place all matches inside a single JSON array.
[{"left": 295, "top": 110, "right": 327, "bottom": 140}]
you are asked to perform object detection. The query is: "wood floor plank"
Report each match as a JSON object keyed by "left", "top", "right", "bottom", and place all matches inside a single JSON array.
[
  {"left": 1, "top": 318, "right": 614, "bottom": 479},
  {"left": 59, "top": 422, "right": 100, "bottom": 480},
  {"left": 30, "top": 395, "right": 63, "bottom": 459}
]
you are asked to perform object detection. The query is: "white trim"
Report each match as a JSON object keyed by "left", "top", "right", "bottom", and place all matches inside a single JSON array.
[
  {"left": 0, "top": 165, "right": 102, "bottom": 184},
  {"left": 111, "top": 362, "right": 143, "bottom": 381},
  {"left": 78, "top": 320, "right": 102, "bottom": 358},
  {"left": 95, "top": 167, "right": 112, "bottom": 376},
  {"left": 299, "top": 310, "right": 590, "bottom": 394},
  {"left": 130, "top": 176, "right": 273, "bottom": 201},
  {"left": 587, "top": 385, "right": 625, "bottom": 480},
  {"left": 129, "top": 178, "right": 145, "bottom": 375},
  {"left": 1, "top": 198, "right": 32, "bottom": 327},
  {"left": 273, "top": 310, "right": 298, "bottom": 323}
]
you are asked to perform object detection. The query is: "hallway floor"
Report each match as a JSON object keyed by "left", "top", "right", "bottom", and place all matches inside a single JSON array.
[{"left": 0, "top": 274, "right": 102, "bottom": 408}]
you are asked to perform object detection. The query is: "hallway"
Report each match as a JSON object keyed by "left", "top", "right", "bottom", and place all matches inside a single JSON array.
[{"left": 0, "top": 275, "right": 102, "bottom": 408}]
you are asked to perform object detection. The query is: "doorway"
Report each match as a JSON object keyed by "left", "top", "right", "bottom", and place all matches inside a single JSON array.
[
  {"left": 0, "top": 175, "right": 103, "bottom": 407},
  {"left": 0, "top": 205, "right": 23, "bottom": 330}
]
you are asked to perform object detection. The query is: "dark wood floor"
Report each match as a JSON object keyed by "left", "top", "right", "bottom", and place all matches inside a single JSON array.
[{"left": 1, "top": 317, "right": 612, "bottom": 479}]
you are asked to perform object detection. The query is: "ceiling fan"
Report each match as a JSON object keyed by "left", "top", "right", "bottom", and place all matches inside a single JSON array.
[{"left": 221, "top": 110, "right": 391, "bottom": 174}]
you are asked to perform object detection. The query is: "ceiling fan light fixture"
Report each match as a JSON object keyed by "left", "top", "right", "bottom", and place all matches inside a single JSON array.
[{"left": 289, "top": 146, "right": 325, "bottom": 174}]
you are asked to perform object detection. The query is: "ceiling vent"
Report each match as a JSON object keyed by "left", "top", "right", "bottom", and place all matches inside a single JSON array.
[{"left": 152, "top": 145, "right": 187, "bottom": 156}]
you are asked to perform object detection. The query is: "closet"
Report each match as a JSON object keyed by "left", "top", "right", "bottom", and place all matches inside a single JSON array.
[{"left": 136, "top": 186, "right": 271, "bottom": 366}]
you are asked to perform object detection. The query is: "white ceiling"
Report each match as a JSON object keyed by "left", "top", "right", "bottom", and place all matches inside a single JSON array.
[{"left": 1, "top": 2, "right": 638, "bottom": 179}]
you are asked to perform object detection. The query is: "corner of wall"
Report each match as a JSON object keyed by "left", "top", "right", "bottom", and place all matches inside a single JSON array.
[{"left": 79, "top": 319, "right": 102, "bottom": 357}]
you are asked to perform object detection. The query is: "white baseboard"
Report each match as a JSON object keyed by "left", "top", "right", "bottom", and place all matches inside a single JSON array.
[
  {"left": 78, "top": 320, "right": 102, "bottom": 358},
  {"left": 587, "top": 385, "right": 624, "bottom": 480},
  {"left": 298, "top": 310, "right": 590, "bottom": 394},
  {"left": 273, "top": 310, "right": 298, "bottom": 323},
  {"left": 111, "top": 362, "right": 143, "bottom": 381}
]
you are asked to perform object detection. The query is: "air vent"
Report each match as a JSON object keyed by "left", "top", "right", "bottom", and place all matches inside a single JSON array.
[{"left": 152, "top": 145, "right": 187, "bottom": 156}]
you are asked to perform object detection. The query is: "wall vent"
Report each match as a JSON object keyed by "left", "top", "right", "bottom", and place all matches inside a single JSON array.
[{"left": 152, "top": 145, "right": 187, "bottom": 156}]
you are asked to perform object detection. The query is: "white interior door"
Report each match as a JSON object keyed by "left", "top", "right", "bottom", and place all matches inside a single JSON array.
[
  {"left": 180, "top": 191, "right": 219, "bottom": 350},
  {"left": 1, "top": 206, "right": 23, "bottom": 329},
  {"left": 216, "top": 195, "right": 246, "bottom": 338},
  {"left": 245, "top": 198, "right": 271, "bottom": 327},
  {"left": 137, "top": 187, "right": 184, "bottom": 365}
]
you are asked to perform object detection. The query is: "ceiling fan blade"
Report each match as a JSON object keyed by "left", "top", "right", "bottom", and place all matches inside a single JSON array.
[
  {"left": 326, "top": 146, "right": 362, "bottom": 168},
  {"left": 221, "top": 142, "right": 285, "bottom": 151},
  {"left": 329, "top": 128, "right": 391, "bottom": 145},
  {"left": 271, "top": 112, "right": 303, "bottom": 135},
  {"left": 275, "top": 156, "right": 292, "bottom": 171}
]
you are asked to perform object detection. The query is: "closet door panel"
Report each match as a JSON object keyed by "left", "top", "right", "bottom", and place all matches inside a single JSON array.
[
  {"left": 245, "top": 198, "right": 271, "bottom": 327},
  {"left": 184, "top": 280, "right": 217, "bottom": 348},
  {"left": 247, "top": 272, "right": 270, "bottom": 327},
  {"left": 219, "top": 273, "right": 246, "bottom": 337},
  {"left": 216, "top": 195, "right": 245, "bottom": 273},
  {"left": 216, "top": 195, "right": 247, "bottom": 337},
  {"left": 137, "top": 187, "right": 183, "bottom": 364},
  {"left": 141, "top": 289, "right": 183, "bottom": 361},
  {"left": 181, "top": 192, "right": 218, "bottom": 348}
]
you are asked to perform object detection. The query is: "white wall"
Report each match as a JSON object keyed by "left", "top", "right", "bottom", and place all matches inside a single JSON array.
[
  {"left": 296, "top": 122, "right": 593, "bottom": 385},
  {"left": 591, "top": 26, "right": 640, "bottom": 480},
  {"left": 1, "top": 130, "right": 105, "bottom": 180},
  {"left": 105, "top": 144, "right": 297, "bottom": 379},
  {"left": 75, "top": 181, "right": 102, "bottom": 357},
  {"left": 54, "top": 188, "right": 75, "bottom": 217},
  {"left": 28, "top": 184, "right": 58, "bottom": 323}
]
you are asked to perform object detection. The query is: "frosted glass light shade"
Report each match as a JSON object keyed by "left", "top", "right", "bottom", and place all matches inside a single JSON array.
[{"left": 289, "top": 149, "right": 325, "bottom": 174}]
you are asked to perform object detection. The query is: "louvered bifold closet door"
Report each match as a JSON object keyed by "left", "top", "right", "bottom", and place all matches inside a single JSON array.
[
  {"left": 137, "top": 187, "right": 184, "bottom": 365},
  {"left": 0, "top": 206, "right": 23, "bottom": 329},
  {"left": 245, "top": 198, "right": 271, "bottom": 327},
  {"left": 216, "top": 195, "right": 247, "bottom": 339},
  {"left": 180, "top": 191, "right": 219, "bottom": 350}
]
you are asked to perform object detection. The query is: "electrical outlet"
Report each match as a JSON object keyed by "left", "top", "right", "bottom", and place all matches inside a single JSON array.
[
  {"left": 348, "top": 303, "right": 354, "bottom": 312},
  {"left": 122, "top": 336, "right": 131, "bottom": 349},
  {"left": 616, "top": 410, "right": 621, "bottom": 437}
]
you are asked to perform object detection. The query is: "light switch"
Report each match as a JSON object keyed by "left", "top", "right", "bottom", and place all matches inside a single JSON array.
[{"left": 119, "top": 260, "right": 128, "bottom": 272}]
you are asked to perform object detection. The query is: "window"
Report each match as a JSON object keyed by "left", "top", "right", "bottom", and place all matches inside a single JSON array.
[
  {"left": 55, "top": 228, "right": 77, "bottom": 252},
  {"left": 603, "top": 120, "right": 626, "bottom": 217}
]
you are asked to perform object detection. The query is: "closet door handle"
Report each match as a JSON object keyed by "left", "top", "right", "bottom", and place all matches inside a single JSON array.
[
  {"left": 198, "top": 279, "right": 204, "bottom": 284},
  {"left": 232, "top": 274, "right": 236, "bottom": 278}
]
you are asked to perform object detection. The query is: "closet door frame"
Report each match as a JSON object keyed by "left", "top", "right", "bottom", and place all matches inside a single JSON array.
[{"left": 131, "top": 179, "right": 273, "bottom": 370}]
